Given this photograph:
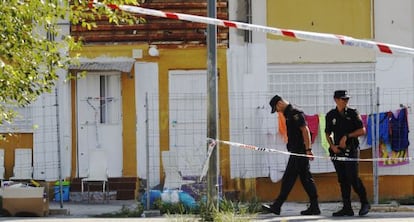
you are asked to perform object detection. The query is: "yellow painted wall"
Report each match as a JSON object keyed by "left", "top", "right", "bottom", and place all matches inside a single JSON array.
[
  {"left": 267, "top": 0, "right": 372, "bottom": 39},
  {"left": 0, "top": 133, "right": 33, "bottom": 179},
  {"left": 70, "top": 45, "right": 231, "bottom": 192},
  {"left": 121, "top": 69, "right": 137, "bottom": 177},
  {"left": 266, "top": 0, "right": 375, "bottom": 63},
  {"left": 70, "top": 45, "right": 145, "bottom": 58}
]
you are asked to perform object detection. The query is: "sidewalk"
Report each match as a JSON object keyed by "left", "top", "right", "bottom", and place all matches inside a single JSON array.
[
  {"left": 49, "top": 200, "right": 139, "bottom": 217},
  {"left": 0, "top": 201, "right": 413, "bottom": 222},
  {"left": 255, "top": 201, "right": 414, "bottom": 222},
  {"left": 46, "top": 200, "right": 414, "bottom": 220}
]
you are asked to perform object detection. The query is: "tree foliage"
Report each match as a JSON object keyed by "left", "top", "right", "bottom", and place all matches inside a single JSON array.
[{"left": 0, "top": 0, "right": 141, "bottom": 123}]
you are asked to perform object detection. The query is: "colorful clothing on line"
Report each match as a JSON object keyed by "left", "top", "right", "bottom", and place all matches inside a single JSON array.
[
  {"left": 305, "top": 114, "right": 319, "bottom": 144},
  {"left": 367, "top": 112, "right": 390, "bottom": 145},
  {"left": 390, "top": 108, "right": 409, "bottom": 152},
  {"left": 278, "top": 112, "right": 288, "bottom": 143},
  {"left": 318, "top": 114, "right": 330, "bottom": 155}
]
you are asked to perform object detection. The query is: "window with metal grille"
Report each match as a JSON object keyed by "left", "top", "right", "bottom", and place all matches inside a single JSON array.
[{"left": 268, "top": 63, "right": 375, "bottom": 115}]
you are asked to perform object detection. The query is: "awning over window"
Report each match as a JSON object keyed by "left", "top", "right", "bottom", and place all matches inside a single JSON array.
[{"left": 69, "top": 57, "right": 135, "bottom": 73}]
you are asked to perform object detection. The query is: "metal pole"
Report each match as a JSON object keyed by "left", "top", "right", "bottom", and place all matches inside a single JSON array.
[
  {"left": 370, "top": 88, "right": 379, "bottom": 205},
  {"left": 47, "top": 26, "right": 64, "bottom": 208},
  {"left": 55, "top": 86, "right": 64, "bottom": 208},
  {"left": 145, "top": 92, "right": 151, "bottom": 210},
  {"left": 207, "top": 0, "right": 219, "bottom": 209},
  {"left": 369, "top": 89, "right": 374, "bottom": 203},
  {"left": 374, "top": 87, "right": 380, "bottom": 204}
]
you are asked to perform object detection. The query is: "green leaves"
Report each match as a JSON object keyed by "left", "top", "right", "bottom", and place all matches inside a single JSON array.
[
  {"left": 71, "top": 0, "right": 140, "bottom": 29},
  {"left": 0, "top": 0, "right": 142, "bottom": 123}
]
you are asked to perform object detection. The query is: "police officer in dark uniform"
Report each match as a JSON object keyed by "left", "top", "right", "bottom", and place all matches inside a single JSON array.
[
  {"left": 262, "top": 95, "right": 320, "bottom": 216},
  {"left": 325, "top": 90, "right": 370, "bottom": 216}
]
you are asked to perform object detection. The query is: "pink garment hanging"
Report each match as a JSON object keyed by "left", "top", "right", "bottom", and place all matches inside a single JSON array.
[
  {"left": 305, "top": 114, "right": 319, "bottom": 144},
  {"left": 361, "top": 114, "right": 368, "bottom": 130}
]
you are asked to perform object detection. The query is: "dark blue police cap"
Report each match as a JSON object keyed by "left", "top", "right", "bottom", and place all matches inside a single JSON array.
[
  {"left": 269, "top": 95, "right": 282, "bottom": 113},
  {"left": 334, "top": 90, "right": 350, "bottom": 99}
]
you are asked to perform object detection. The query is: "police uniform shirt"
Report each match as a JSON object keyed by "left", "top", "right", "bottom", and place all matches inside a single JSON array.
[
  {"left": 325, "top": 107, "right": 363, "bottom": 148},
  {"left": 283, "top": 104, "right": 307, "bottom": 153}
]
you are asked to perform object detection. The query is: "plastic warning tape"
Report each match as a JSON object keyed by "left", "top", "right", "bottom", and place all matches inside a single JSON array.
[
  {"left": 209, "top": 138, "right": 413, "bottom": 162},
  {"left": 199, "top": 139, "right": 217, "bottom": 182},
  {"left": 96, "top": 3, "right": 414, "bottom": 56}
]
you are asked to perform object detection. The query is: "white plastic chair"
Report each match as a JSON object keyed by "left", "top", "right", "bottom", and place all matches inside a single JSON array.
[
  {"left": 10, "top": 148, "right": 33, "bottom": 180},
  {"left": 162, "top": 150, "right": 195, "bottom": 190},
  {"left": 81, "top": 149, "right": 109, "bottom": 203}
]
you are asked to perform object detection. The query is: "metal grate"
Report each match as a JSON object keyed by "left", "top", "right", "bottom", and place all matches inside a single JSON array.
[{"left": 268, "top": 64, "right": 375, "bottom": 114}]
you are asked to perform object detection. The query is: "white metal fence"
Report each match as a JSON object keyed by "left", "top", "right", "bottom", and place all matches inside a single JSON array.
[{"left": 144, "top": 87, "right": 414, "bottom": 202}]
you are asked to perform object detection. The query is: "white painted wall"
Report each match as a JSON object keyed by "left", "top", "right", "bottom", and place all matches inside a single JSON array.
[
  {"left": 375, "top": 57, "right": 414, "bottom": 91},
  {"left": 228, "top": 0, "right": 267, "bottom": 92},
  {"left": 374, "top": 0, "right": 414, "bottom": 90},
  {"left": 227, "top": 0, "right": 414, "bottom": 179},
  {"left": 227, "top": 0, "right": 272, "bottom": 179},
  {"left": 135, "top": 62, "right": 160, "bottom": 188},
  {"left": 374, "top": 0, "right": 414, "bottom": 48},
  {"left": 373, "top": 0, "right": 414, "bottom": 175}
]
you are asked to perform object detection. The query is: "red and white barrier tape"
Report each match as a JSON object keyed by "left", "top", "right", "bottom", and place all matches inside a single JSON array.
[
  {"left": 208, "top": 138, "right": 413, "bottom": 162},
  {"left": 199, "top": 139, "right": 217, "bottom": 182},
  {"left": 95, "top": 3, "right": 414, "bottom": 56}
]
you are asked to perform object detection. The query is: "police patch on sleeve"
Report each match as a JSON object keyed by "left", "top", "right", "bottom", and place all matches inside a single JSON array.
[{"left": 293, "top": 114, "right": 300, "bottom": 121}]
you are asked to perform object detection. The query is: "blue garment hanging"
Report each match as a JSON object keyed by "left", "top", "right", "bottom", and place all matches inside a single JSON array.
[
  {"left": 367, "top": 112, "right": 390, "bottom": 145},
  {"left": 390, "top": 108, "right": 409, "bottom": 152}
]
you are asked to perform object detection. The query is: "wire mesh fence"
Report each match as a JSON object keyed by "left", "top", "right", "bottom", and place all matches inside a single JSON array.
[
  {"left": 145, "top": 86, "right": 414, "bottom": 202},
  {"left": 0, "top": 84, "right": 412, "bottom": 203},
  {"left": 0, "top": 91, "right": 61, "bottom": 181}
]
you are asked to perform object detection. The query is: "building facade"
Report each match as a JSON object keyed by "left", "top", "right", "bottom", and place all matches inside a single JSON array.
[{"left": 2, "top": 0, "right": 414, "bottom": 202}]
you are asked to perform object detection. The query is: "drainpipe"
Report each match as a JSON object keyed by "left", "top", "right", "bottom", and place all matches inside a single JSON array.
[{"left": 371, "top": 0, "right": 375, "bottom": 39}]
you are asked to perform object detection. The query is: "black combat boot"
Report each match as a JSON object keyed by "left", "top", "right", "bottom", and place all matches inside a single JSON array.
[
  {"left": 332, "top": 207, "right": 354, "bottom": 216},
  {"left": 333, "top": 200, "right": 354, "bottom": 216},
  {"left": 300, "top": 205, "right": 321, "bottom": 215},
  {"left": 359, "top": 202, "right": 370, "bottom": 216},
  {"left": 262, "top": 201, "right": 281, "bottom": 215},
  {"left": 300, "top": 200, "right": 321, "bottom": 215}
]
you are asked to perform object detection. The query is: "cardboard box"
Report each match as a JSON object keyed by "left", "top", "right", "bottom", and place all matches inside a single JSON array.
[{"left": 2, "top": 186, "right": 49, "bottom": 216}]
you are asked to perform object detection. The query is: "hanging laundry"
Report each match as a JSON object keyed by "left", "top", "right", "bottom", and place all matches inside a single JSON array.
[
  {"left": 358, "top": 114, "right": 370, "bottom": 150},
  {"left": 318, "top": 114, "right": 330, "bottom": 155},
  {"left": 368, "top": 108, "right": 410, "bottom": 167},
  {"left": 305, "top": 114, "right": 319, "bottom": 144},
  {"left": 390, "top": 108, "right": 410, "bottom": 152},
  {"left": 379, "top": 139, "right": 409, "bottom": 167},
  {"left": 361, "top": 114, "right": 368, "bottom": 130},
  {"left": 278, "top": 113, "right": 288, "bottom": 143},
  {"left": 367, "top": 112, "right": 391, "bottom": 145}
]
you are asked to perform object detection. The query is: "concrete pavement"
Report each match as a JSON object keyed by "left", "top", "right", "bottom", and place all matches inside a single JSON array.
[{"left": 1, "top": 200, "right": 414, "bottom": 221}]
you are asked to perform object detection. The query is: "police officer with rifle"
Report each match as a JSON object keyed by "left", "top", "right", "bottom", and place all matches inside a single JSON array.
[{"left": 325, "top": 90, "right": 370, "bottom": 217}]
